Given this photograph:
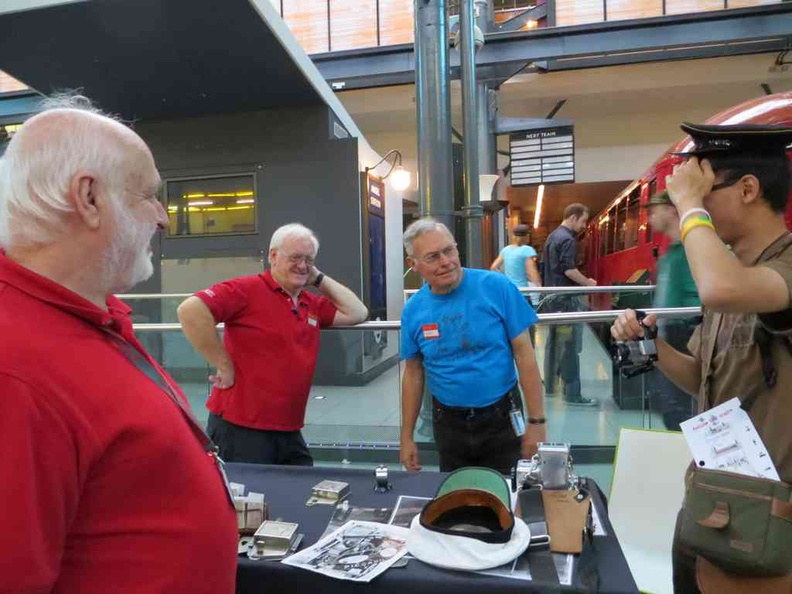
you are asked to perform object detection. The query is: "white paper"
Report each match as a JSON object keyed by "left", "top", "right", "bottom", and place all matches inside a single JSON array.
[
  {"left": 680, "top": 397, "right": 780, "bottom": 480},
  {"left": 282, "top": 521, "right": 410, "bottom": 582}
]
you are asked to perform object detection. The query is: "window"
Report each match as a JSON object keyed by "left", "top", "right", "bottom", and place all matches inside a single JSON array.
[
  {"left": 615, "top": 199, "right": 628, "bottom": 252},
  {"left": 603, "top": 207, "right": 616, "bottom": 255},
  {"left": 165, "top": 174, "right": 256, "bottom": 237},
  {"left": 646, "top": 179, "right": 657, "bottom": 244},
  {"left": 624, "top": 188, "right": 641, "bottom": 249}
]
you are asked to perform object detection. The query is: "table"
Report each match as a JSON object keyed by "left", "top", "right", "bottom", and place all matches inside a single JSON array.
[{"left": 228, "top": 464, "right": 638, "bottom": 593}]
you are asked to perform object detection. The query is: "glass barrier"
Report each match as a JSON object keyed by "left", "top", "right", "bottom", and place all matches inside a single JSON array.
[{"left": 133, "top": 308, "right": 699, "bottom": 458}]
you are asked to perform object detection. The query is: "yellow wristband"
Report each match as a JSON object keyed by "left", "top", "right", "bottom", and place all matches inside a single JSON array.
[{"left": 680, "top": 218, "right": 715, "bottom": 243}]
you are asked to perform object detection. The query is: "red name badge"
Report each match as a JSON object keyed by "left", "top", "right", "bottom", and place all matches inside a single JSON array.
[{"left": 422, "top": 323, "right": 440, "bottom": 339}]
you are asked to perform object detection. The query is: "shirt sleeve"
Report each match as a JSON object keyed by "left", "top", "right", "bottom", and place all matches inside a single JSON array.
[
  {"left": 0, "top": 374, "right": 85, "bottom": 591},
  {"left": 524, "top": 246, "right": 538, "bottom": 259},
  {"left": 499, "top": 275, "right": 539, "bottom": 339},
  {"left": 316, "top": 296, "right": 338, "bottom": 328},
  {"left": 399, "top": 302, "right": 421, "bottom": 360},
  {"left": 687, "top": 323, "right": 703, "bottom": 363},
  {"left": 194, "top": 278, "right": 250, "bottom": 323},
  {"left": 757, "top": 258, "right": 792, "bottom": 334},
  {"left": 559, "top": 236, "right": 577, "bottom": 272}
]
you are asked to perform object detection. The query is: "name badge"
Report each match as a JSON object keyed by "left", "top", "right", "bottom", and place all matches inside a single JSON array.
[
  {"left": 422, "top": 323, "right": 440, "bottom": 339},
  {"left": 308, "top": 315, "right": 318, "bottom": 327}
]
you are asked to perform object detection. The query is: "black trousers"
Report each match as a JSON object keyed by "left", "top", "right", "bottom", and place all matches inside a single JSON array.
[
  {"left": 432, "top": 389, "right": 522, "bottom": 475},
  {"left": 541, "top": 296, "right": 584, "bottom": 400},
  {"left": 207, "top": 413, "right": 313, "bottom": 466}
]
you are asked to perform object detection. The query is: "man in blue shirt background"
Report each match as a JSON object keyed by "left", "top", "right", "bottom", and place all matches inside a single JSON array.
[{"left": 399, "top": 219, "right": 545, "bottom": 474}]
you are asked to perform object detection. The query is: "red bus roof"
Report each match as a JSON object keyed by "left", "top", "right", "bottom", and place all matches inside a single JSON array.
[{"left": 598, "top": 92, "right": 792, "bottom": 220}]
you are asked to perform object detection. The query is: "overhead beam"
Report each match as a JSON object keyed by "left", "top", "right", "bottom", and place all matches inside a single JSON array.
[{"left": 313, "top": 4, "right": 792, "bottom": 90}]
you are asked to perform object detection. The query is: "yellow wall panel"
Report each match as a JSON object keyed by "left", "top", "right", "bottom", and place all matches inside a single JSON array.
[
  {"left": 555, "top": 0, "right": 605, "bottom": 26},
  {"left": 283, "top": 0, "right": 329, "bottom": 54},
  {"left": 607, "top": 0, "right": 663, "bottom": 21},
  {"left": 330, "top": 0, "right": 378, "bottom": 51},
  {"left": 728, "top": 0, "right": 781, "bottom": 7},
  {"left": 379, "top": 0, "right": 414, "bottom": 46},
  {"left": 665, "top": 0, "right": 725, "bottom": 15}
]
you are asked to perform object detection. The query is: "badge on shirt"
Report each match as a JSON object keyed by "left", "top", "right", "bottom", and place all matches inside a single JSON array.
[
  {"left": 422, "top": 323, "right": 440, "bottom": 339},
  {"left": 308, "top": 315, "right": 318, "bottom": 327}
]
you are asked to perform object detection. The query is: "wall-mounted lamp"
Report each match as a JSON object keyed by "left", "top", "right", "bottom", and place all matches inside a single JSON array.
[{"left": 366, "top": 149, "right": 412, "bottom": 192}]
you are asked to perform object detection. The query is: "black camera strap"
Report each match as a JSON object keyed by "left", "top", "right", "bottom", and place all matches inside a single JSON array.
[{"left": 515, "top": 487, "right": 558, "bottom": 584}]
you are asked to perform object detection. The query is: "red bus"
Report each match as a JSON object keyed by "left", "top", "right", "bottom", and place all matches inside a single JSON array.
[{"left": 585, "top": 91, "right": 792, "bottom": 309}]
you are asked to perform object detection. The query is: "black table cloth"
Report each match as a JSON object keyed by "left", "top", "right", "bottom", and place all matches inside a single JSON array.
[{"left": 228, "top": 463, "right": 638, "bottom": 593}]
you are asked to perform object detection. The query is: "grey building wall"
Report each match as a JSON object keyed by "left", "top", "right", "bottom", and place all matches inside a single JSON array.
[{"left": 129, "top": 105, "right": 367, "bottom": 384}]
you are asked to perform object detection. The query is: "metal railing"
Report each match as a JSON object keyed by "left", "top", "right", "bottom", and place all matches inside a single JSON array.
[
  {"left": 131, "top": 306, "right": 699, "bottom": 331},
  {"left": 404, "top": 284, "right": 655, "bottom": 298}
]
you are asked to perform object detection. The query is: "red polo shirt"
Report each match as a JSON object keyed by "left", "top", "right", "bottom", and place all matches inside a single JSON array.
[
  {"left": 0, "top": 253, "right": 238, "bottom": 593},
  {"left": 197, "top": 270, "right": 337, "bottom": 431}
]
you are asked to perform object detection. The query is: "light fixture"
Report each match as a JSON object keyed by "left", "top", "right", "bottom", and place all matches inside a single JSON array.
[
  {"left": 236, "top": 199, "right": 255, "bottom": 204},
  {"left": 533, "top": 184, "right": 545, "bottom": 229},
  {"left": 365, "top": 149, "right": 412, "bottom": 192},
  {"left": 479, "top": 174, "right": 500, "bottom": 202},
  {"left": 188, "top": 200, "right": 214, "bottom": 206}
]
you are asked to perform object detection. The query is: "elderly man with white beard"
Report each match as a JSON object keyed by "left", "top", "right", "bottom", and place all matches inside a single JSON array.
[{"left": 0, "top": 96, "right": 238, "bottom": 593}]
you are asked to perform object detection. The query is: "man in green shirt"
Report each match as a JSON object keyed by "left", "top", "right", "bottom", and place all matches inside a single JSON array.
[{"left": 646, "top": 190, "right": 701, "bottom": 429}]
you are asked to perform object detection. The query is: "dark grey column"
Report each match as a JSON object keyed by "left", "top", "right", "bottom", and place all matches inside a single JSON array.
[
  {"left": 460, "top": 0, "right": 482, "bottom": 268},
  {"left": 414, "top": 0, "right": 454, "bottom": 231}
]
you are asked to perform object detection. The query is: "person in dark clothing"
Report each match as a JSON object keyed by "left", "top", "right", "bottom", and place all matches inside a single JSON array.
[{"left": 541, "top": 203, "right": 598, "bottom": 406}]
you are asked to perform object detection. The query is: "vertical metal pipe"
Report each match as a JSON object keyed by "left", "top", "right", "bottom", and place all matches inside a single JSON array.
[
  {"left": 414, "top": 0, "right": 454, "bottom": 231},
  {"left": 460, "top": 0, "right": 482, "bottom": 267}
]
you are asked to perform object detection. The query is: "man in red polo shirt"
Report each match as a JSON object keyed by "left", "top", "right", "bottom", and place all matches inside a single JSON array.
[
  {"left": 178, "top": 223, "right": 368, "bottom": 465},
  {"left": 0, "top": 96, "right": 238, "bottom": 592}
]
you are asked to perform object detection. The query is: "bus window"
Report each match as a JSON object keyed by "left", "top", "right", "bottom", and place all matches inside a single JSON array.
[
  {"left": 615, "top": 199, "right": 628, "bottom": 251},
  {"left": 605, "top": 206, "right": 616, "bottom": 255},
  {"left": 599, "top": 216, "right": 609, "bottom": 257},
  {"left": 646, "top": 179, "right": 657, "bottom": 244},
  {"left": 624, "top": 189, "right": 640, "bottom": 249}
]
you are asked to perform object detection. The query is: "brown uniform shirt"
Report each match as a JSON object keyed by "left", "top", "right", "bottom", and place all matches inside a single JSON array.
[{"left": 688, "top": 232, "right": 792, "bottom": 483}]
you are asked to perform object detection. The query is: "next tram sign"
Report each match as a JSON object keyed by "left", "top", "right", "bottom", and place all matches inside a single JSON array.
[{"left": 509, "top": 126, "right": 575, "bottom": 186}]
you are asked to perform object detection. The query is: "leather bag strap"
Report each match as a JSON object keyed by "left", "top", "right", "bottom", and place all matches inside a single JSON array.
[{"left": 697, "top": 501, "right": 730, "bottom": 529}]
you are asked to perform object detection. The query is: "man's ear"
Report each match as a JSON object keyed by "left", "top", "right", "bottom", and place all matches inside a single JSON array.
[
  {"left": 69, "top": 173, "right": 102, "bottom": 230},
  {"left": 268, "top": 248, "right": 277, "bottom": 266},
  {"left": 739, "top": 174, "right": 762, "bottom": 206}
]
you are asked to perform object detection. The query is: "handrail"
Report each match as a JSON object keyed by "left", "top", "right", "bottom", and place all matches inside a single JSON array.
[
  {"left": 119, "top": 293, "right": 192, "bottom": 299},
  {"left": 119, "top": 285, "right": 656, "bottom": 301},
  {"left": 403, "top": 285, "right": 655, "bottom": 297},
  {"left": 131, "top": 307, "right": 701, "bottom": 332}
]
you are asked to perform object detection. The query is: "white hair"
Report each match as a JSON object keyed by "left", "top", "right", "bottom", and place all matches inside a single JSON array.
[
  {"left": 0, "top": 93, "right": 129, "bottom": 248},
  {"left": 403, "top": 217, "right": 454, "bottom": 257},
  {"left": 269, "top": 223, "right": 319, "bottom": 253}
]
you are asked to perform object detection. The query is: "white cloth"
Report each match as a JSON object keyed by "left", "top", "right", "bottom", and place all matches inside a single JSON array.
[{"left": 407, "top": 515, "right": 531, "bottom": 571}]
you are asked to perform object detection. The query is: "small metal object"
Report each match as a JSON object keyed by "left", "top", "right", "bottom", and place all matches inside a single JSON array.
[
  {"left": 512, "top": 442, "right": 577, "bottom": 491},
  {"left": 306, "top": 480, "right": 350, "bottom": 506},
  {"left": 612, "top": 310, "right": 659, "bottom": 378},
  {"left": 252, "top": 521, "right": 301, "bottom": 559},
  {"left": 374, "top": 465, "right": 392, "bottom": 493}
]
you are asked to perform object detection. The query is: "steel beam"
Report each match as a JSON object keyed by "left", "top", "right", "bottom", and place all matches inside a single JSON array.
[{"left": 313, "top": 5, "right": 792, "bottom": 89}]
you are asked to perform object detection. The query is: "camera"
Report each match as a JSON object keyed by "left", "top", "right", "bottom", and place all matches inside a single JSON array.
[
  {"left": 512, "top": 443, "right": 576, "bottom": 491},
  {"left": 611, "top": 310, "right": 658, "bottom": 378}
]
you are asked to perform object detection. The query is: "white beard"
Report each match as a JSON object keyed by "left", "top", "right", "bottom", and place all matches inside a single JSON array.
[{"left": 103, "top": 203, "right": 156, "bottom": 294}]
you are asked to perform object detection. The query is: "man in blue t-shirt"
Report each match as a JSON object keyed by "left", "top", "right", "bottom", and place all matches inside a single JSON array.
[{"left": 399, "top": 219, "right": 546, "bottom": 474}]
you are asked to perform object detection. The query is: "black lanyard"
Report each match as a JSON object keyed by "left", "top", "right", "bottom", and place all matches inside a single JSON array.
[{"left": 99, "top": 327, "right": 235, "bottom": 505}]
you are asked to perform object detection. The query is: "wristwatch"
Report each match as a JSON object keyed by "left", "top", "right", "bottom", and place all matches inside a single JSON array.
[
  {"left": 313, "top": 273, "right": 325, "bottom": 288},
  {"left": 528, "top": 417, "right": 547, "bottom": 425}
]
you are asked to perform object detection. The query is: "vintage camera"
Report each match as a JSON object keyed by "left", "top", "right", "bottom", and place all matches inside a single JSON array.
[
  {"left": 512, "top": 442, "right": 576, "bottom": 491},
  {"left": 611, "top": 310, "right": 658, "bottom": 378}
]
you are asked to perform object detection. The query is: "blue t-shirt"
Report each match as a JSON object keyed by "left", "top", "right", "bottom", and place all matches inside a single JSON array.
[
  {"left": 500, "top": 244, "right": 538, "bottom": 287},
  {"left": 400, "top": 268, "right": 538, "bottom": 407}
]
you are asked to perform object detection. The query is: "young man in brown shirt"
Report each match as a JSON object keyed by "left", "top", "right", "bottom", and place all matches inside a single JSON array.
[{"left": 611, "top": 123, "right": 792, "bottom": 593}]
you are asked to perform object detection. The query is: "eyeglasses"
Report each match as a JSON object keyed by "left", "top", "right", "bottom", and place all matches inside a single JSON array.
[
  {"left": 414, "top": 244, "right": 458, "bottom": 265},
  {"left": 283, "top": 253, "right": 316, "bottom": 266},
  {"left": 710, "top": 175, "right": 741, "bottom": 192}
]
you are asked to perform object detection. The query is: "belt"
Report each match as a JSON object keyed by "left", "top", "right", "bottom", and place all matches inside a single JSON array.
[{"left": 433, "top": 387, "right": 518, "bottom": 418}]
